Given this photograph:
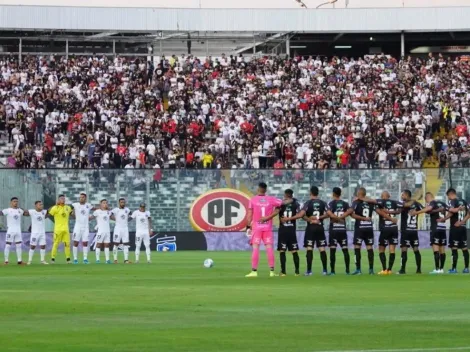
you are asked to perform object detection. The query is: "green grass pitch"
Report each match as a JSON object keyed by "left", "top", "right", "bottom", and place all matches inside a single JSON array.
[{"left": 1, "top": 250, "right": 470, "bottom": 352}]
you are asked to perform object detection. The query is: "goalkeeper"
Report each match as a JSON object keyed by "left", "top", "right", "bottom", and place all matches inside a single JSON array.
[{"left": 48, "top": 195, "right": 73, "bottom": 263}]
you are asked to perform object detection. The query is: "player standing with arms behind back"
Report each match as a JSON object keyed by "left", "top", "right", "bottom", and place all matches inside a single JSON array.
[
  {"left": 111, "top": 198, "right": 131, "bottom": 264},
  {"left": 131, "top": 203, "right": 153, "bottom": 264},
  {"left": 442, "top": 188, "right": 469, "bottom": 273},
  {"left": 71, "top": 193, "right": 94, "bottom": 264},
  {"left": 1, "top": 197, "right": 26, "bottom": 265},
  {"left": 277, "top": 189, "right": 301, "bottom": 276},
  {"left": 26, "top": 201, "right": 48, "bottom": 265},
  {"left": 90, "top": 199, "right": 112, "bottom": 264},
  {"left": 245, "top": 182, "right": 283, "bottom": 277}
]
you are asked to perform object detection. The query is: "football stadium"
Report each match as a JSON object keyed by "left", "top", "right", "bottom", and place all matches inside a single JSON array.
[{"left": 2, "top": 0, "right": 470, "bottom": 351}]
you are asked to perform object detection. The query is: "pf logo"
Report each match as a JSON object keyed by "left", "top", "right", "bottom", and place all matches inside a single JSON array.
[{"left": 189, "top": 189, "right": 250, "bottom": 231}]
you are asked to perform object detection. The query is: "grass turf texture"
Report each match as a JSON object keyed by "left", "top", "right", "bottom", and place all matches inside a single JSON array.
[{"left": 0, "top": 250, "right": 469, "bottom": 352}]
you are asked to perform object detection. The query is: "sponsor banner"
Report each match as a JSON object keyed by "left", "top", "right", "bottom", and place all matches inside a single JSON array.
[
  {"left": 410, "top": 46, "right": 470, "bottom": 54},
  {"left": 189, "top": 189, "right": 251, "bottom": 232},
  {"left": 0, "top": 232, "right": 207, "bottom": 252}
]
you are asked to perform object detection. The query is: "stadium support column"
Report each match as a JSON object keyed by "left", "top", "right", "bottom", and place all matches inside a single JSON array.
[
  {"left": 176, "top": 169, "right": 181, "bottom": 231},
  {"left": 401, "top": 31, "right": 405, "bottom": 57},
  {"left": 253, "top": 36, "right": 256, "bottom": 55},
  {"left": 286, "top": 36, "right": 290, "bottom": 58},
  {"left": 113, "top": 40, "right": 116, "bottom": 59},
  {"left": 66, "top": 39, "right": 69, "bottom": 59},
  {"left": 18, "top": 38, "right": 22, "bottom": 64}
]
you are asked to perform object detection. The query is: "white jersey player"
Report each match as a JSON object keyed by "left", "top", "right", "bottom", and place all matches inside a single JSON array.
[
  {"left": 1, "top": 197, "right": 26, "bottom": 264},
  {"left": 90, "top": 199, "right": 112, "bottom": 264},
  {"left": 111, "top": 198, "right": 131, "bottom": 264},
  {"left": 131, "top": 203, "right": 153, "bottom": 263},
  {"left": 26, "top": 201, "right": 48, "bottom": 265},
  {"left": 71, "top": 193, "right": 95, "bottom": 264}
]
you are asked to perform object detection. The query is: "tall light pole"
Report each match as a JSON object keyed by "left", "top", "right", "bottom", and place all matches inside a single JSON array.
[{"left": 316, "top": 0, "right": 338, "bottom": 9}]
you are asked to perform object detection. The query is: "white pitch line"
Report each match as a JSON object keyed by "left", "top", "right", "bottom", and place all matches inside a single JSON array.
[{"left": 313, "top": 347, "right": 470, "bottom": 352}]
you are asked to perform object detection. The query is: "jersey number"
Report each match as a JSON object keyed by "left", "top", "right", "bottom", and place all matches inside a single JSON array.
[
  {"left": 362, "top": 209, "right": 370, "bottom": 218},
  {"left": 458, "top": 210, "right": 466, "bottom": 222},
  {"left": 313, "top": 211, "right": 320, "bottom": 218},
  {"left": 407, "top": 216, "right": 417, "bottom": 226},
  {"left": 261, "top": 207, "right": 266, "bottom": 217},
  {"left": 284, "top": 209, "right": 292, "bottom": 224}
]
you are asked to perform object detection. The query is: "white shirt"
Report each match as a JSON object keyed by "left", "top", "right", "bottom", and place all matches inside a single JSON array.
[
  {"left": 424, "top": 139, "right": 434, "bottom": 149},
  {"left": 111, "top": 207, "right": 130, "bottom": 229},
  {"left": 29, "top": 209, "right": 47, "bottom": 234},
  {"left": 72, "top": 202, "right": 93, "bottom": 228},
  {"left": 132, "top": 210, "right": 151, "bottom": 233},
  {"left": 93, "top": 209, "right": 111, "bottom": 233},
  {"left": 414, "top": 171, "right": 425, "bottom": 184},
  {"left": 2, "top": 208, "right": 23, "bottom": 233}
]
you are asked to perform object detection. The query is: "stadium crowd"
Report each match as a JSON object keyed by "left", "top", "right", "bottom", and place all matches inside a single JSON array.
[{"left": 0, "top": 53, "right": 470, "bottom": 170}]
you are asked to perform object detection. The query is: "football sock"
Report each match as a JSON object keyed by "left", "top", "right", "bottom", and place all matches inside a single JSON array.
[
  {"left": 463, "top": 249, "right": 469, "bottom": 269},
  {"left": 64, "top": 242, "right": 71, "bottom": 260},
  {"left": 379, "top": 252, "right": 386, "bottom": 271},
  {"left": 40, "top": 249, "right": 45, "bottom": 262},
  {"left": 95, "top": 247, "right": 101, "bottom": 261},
  {"left": 400, "top": 251, "right": 408, "bottom": 272},
  {"left": 388, "top": 253, "right": 396, "bottom": 271},
  {"left": 83, "top": 245, "right": 88, "bottom": 260},
  {"left": 280, "top": 251, "right": 286, "bottom": 273},
  {"left": 320, "top": 251, "right": 327, "bottom": 272},
  {"left": 28, "top": 249, "right": 34, "bottom": 263},
  {"left": 73, "top": 246, "right": 78, "bottom": 261},
  {"left": 16, "top": 245, "right": 22, "bottom": 263},
  {"left": 433, "top": 251, "right": 440, "bottom": 270},
  {"left": 104, "top": 247, "right": 110, "bottom": 261},
  {"left": 367, "top": 249, "right": 374, "bottom": 270},
  {"left": 414, "top": 250, "right": 421, "bottom": 272},
  {"left": 354, "top": 248, "right": 361, "bottom": 270},
  {"left": 113, "top": 245, "right": 118, "bottom": 261},
  {"left": 266, "top": 247, "right": 275, "bottom": 268},
  {"left": 4, "top": 244, "right": 10, "bottom": 262},
  {"left": 292, "top": 252, "right": 300, "bottom": 274},
  {"left": 330, "top": 248, "right": 336, "bottom": 272},
  {"left": 123, "top": 245, "right": 129, "bottom": 261},
  {"left": 306, "top": 250, "right": 313, "bottom": 272},
  {"left": 135, "top": 248, "right": 140, "bottom": 262},
  {"left": 440, "top": 253, "right": 446, "bottom": 270},
  {"left": 146, "top": 246, "right": 151, "bottom": 261},
  {"left": 51, "top": 241, "right": 59, "bottom": 259},
  {"left": 342, "top": 248, "right": 350, "bottom": 273},
  {"left": 452, "top": 249, "right": 458, "bottom": 270},
  {"left": 251, "top": 247, "right": 260, "bottom": 270}
]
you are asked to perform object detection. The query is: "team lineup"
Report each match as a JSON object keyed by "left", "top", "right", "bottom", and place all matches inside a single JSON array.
[
  {"left": 245, "top": 182, "right": 470, "bottom": 277},
  {"left": 0, "top": 194, "right": 153, "bottom": 265}
]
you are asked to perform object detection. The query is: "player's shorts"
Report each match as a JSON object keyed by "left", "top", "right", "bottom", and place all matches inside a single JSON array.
[
  {"left": 30, "top": 233, "right": 46, "bottom": 246},
  {"left": 304, "top": 225, "right": 327, "bottom": 248},
  {"left": 53, "top": 230, "right": 70, "bottom": 244},
  {"left": 135, "top": 232, "right": 150, "bottom": 247},
  {"left": 277, "top": 227, "right": 299, "bottom": 251},
  {"left": 378, "top": 228, "right": 399, "bottom": 247},
  {"left": 431, "top": 229, "right": 447, "bottom": 246},
  {"left": 95, "top": 232, "right": 111, "bottom": 244},
  {"left": 113, "top": 228, "right": 130, "bottom": 244},
  {"left": 250, "top": 229, "right": 273, "bottom": 246},
  {"left": 449, "top": 227, "right": 468, "bottom": 249},
  {"left": 72, "top": 227, "right": 89, "bottom": 243},
  {"left": 328, "top": 230, "right": 348, "bottom": 248},
  {"left": 400, "top": 230, "right": 419, "bottom": 248},
  {"left": 6, "top": 232, "right": 22, "bottom": 243},
  {"left": 353, "top": 228, "right": 374, "bottom": 246}
]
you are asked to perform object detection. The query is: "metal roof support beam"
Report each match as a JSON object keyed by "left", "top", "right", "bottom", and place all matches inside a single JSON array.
[{"left": 235, "top": 32, "right": 287, "bottom": 55}]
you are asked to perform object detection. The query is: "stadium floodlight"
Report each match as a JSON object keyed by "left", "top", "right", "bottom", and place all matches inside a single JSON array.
[{"left": 316, "top": 0, "right": 338, "bottom": 9}]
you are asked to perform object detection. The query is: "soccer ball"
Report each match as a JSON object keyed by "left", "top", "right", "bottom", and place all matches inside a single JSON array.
[
  {"left": 203, "top": 258, "right": 214, "bottom": 268},
  {"left": 162, "top": 246, "right": 169, "bottom": 252}
]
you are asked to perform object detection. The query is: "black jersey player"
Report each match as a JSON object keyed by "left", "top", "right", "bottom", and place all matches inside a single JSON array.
[
  {"left": 350, "top": 187, "right": 376, "bottom": 275},
  {"left": 325, "top": 187, "right": 351, "bottom": 275},
  {"left": 411, "top": 192, "right": 448, "bottom": 274},
  {"left": 285, "top": 186, "right": 329, "bottom": 276},
  {"left": 278, "top": 189, "right": 301, "bottom": 276},
  {"left": 374, "top": 192, "right": 401, "bottom": 275},
  {"left": 398, "top": 190, "right": 423, "bottom": 274},
  {"left": 441, "top": 188, "right": 469, "bottom": 274}
]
